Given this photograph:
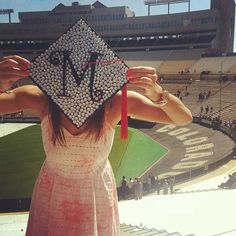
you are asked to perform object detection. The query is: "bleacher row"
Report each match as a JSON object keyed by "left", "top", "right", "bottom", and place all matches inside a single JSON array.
[
  {"left": 117, "top": 49, "right": 236, "bottom": 75},
  {"left": 107, "top": 35, "right": 214, "bottom": 49}
]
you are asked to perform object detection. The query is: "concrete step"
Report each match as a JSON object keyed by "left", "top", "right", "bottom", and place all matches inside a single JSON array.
[{"left": 120, "top": 224, "right": 195, "bottom": 236}]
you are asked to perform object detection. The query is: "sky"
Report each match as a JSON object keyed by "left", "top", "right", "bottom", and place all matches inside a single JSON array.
[
  {"left": 0, "top": 0, "right": 211, "bottom": 22},
  {"left": 0, "top": 0, "right": 235, "bottom": 50}
]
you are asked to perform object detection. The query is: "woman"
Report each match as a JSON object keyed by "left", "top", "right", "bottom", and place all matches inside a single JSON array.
[{"left": 0, "top": 55, "right": 192, "bottom": 235}]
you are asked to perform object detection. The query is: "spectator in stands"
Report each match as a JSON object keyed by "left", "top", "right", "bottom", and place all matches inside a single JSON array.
[
  {"left": 198, "top": 92, "right": 204, "bottom": 103},
  {"left": 185, "top": 86, "right": 190, "bottom": 96},
  {"left": 206, "top": 91, "right": 211, "bottom": 99},
  {"left": 127, "top": 178, "right": 134, "bottom": 194},
  {"left": 218, "top": 173, "right": 236, "bottom": 189},
  {"left": 205, "top": 105, "right": 209, "bottom": 113},
  {"left": 134, "top": 178, "right": 143, "bottom": 200},
  {"left": 121, "top": 176, "right": 128, "bottom": 199},
  {"left": 210, "top": 106, "right": 213, "bottom": 113},
  {"left": 212, "top": 116, "right": 222, "bottom": 129},
  {"left": 156, "top": 179, "right": 161, "bottom": 195},
  {"left": 176, "top": 90, "right": 181, "bottom": 98},
  {"left": 0, "top": 55, "right": 31, "bottom": 92},
  {"left": 167, "top": 177, "right": 175, "bottom": 194},
  {"left": 162, "top": 179, "right": 169, "bottom": 195},
  {"left": 0, "top": 55, "right": 193, "bottom": 235},
  {"left": 150, "top": 173, "right": 156, "bottom": 188},
  {"left": 200, "top": 106, "right": 204, "bottom": 114},
  {"left": 147, "top": 175, "right": 152, "bottom": 192}
]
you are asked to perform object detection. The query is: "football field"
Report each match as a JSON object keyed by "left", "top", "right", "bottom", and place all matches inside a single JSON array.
[{"left": 0, "top": 123, "right": 168, "bottom": 198}]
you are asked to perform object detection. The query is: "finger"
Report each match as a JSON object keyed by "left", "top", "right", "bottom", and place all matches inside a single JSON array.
[
  {"left": 151, "top": 74, "right": 158, "bottom": 82},
  {"left": 128, "top": 66, "right": 156, "bottom": 72},
  {"left": 0, "top": 59, "right": 29, "bottom": 70},
  {"left": 1, "top": 55, "right": 31, "bottom": 67},
  {"left": 129, "top": 82, "right": 153, "bottom": 90},
  {"left": 128, "top": 67, "right": 156, "bottom": 75},
  {"left": 128, "top": 71, "right": 156, "bottom": 78},
  {"left": 129, "top": 76, "right": 155, "bottom": 85},
  {"left": 128, "top": 71, "right": 157, "bottom": 81}
]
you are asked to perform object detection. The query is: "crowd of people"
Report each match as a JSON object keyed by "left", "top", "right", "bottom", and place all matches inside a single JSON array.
[
  {"left": 199, "top": 111, "right": 236, "bottom": 132},
  {"left": 218, "top": 172, "right": 236, "bottom": 189},
  {"left": 223, "top": 119, "right": 236, "bottom": 129},
  {"left": 197, "top": 90, "right": 211, "bottom": 103},
  {"left": 118, "top": 174, "right": 176, "bottom": 200}
]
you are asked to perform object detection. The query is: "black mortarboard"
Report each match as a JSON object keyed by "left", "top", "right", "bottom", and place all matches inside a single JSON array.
[{"left": 30, "top": 19, "right": 128, "bottom": 138}]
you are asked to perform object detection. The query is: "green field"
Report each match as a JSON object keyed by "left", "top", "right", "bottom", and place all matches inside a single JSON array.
[{"left": 0, "top": 123, "right": 168, "bottom": 199}]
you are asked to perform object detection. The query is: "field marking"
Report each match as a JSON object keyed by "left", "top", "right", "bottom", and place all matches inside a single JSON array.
[{"left": 0, "top": 123, "right": 35, "bottom": 138}]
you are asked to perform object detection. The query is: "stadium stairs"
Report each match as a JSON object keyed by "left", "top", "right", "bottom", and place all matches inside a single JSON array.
[{"left": 120, "top": 223, "right": 195, "bottom": 236}]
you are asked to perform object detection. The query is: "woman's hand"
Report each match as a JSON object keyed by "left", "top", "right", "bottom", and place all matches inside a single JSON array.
[
  {"left": 124, "top": 66, "right": 192, "bottom": 125},
  {"left": 127, "top": 66, "right": 163, "bottom": 102},
  {"left": 0, "top": 55, "right": 31, "bottom": 92}
]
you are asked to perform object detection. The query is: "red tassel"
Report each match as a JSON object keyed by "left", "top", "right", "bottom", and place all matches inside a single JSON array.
[{"left": 121, "top": 84, "right": 128, "bottom": 140}]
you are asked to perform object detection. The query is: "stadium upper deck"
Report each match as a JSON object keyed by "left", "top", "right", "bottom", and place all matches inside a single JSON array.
[{"left": 0, "top": 0, "right": 235, "bottom": 60}]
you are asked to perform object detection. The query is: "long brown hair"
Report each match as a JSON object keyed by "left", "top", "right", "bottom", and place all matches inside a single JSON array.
[{"left": 48, "top": 100, "right": 106, "bottom": 146}]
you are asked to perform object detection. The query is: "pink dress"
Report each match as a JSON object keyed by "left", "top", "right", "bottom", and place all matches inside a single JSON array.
[{"left": 26, "top": 115, "right": 119, "bottom": 236}]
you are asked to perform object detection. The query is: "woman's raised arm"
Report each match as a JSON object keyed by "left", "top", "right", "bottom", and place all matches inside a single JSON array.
[
  {"left": 107, "top": 67, "right": 192, "bottom": 127},
  {"left": 0, "top": 85, "right": 47, "bottom": 118}
]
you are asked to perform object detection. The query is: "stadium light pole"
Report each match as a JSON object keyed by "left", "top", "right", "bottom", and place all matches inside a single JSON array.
[
  {"left": 219, "top": 61, "right": 223, "bottom": 119},
  {"left": 0, "top": 9, "right": 14, "bottom": 23},
  {"left": 148, "top": 3, "right": 151, "bottom": 16}
]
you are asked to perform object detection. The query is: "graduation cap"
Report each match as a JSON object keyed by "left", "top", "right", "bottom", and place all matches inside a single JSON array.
[{"left": 30, "top": 19, "right": 128, "bottom": 139}]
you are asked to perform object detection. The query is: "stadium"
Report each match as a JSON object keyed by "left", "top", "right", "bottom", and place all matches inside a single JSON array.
[{"left": 0, "top": 0, "right": 236, "bottom": 235}]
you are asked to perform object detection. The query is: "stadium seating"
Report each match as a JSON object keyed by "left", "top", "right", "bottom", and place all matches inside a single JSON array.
[
  {"left": 117, "top": 50, "right": 170, "bottom": 68},
  {"left": 167, "top": 79, "right": 236, "bottom": 122},
  {"left": 214, "top": 103, "right": 236, "bottom": 121},
  {"left": 161, "top": 83, "right": 189, "bottom": 95},
  {"left": 190, "top": 56, "right": 236, "bottom": 74},
  {"left": 157, "top": 49, "right": 204, "bottom": 74},
  {"left": 116, "top": 39, "right": 138, "bottom": 47},
  {"left": 108, "top": 35, "right": 214, "bottom": 50}
]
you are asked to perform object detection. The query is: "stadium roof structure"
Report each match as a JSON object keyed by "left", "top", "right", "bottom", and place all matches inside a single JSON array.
[
  {"left": 144, "top": 0, "right": 190, "bottom": 5},
  {"left": 144, "top": 0, "right": 190, "bottom": 15}
]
